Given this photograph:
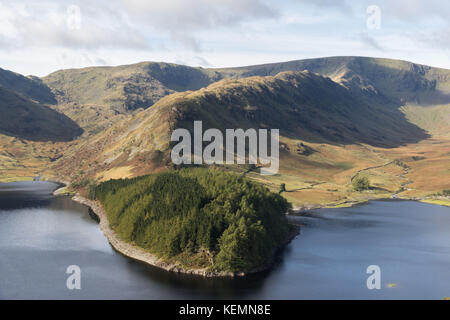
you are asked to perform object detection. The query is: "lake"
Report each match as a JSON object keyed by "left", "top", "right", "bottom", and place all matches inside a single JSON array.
[{"left": 0, "top": 181, "right": 449, "bottom": 299}]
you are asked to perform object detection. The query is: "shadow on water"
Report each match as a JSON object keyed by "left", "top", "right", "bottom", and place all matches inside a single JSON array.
[
  {"left": 121, "top": 243, "right": 293, "bottom": 299},
  {"left": 0, "top": 181, "right": 60, "bottom": 210}
]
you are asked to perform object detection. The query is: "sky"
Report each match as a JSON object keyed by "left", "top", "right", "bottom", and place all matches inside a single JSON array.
[{"left": 0, "top": 0, "right": 449, "bottom": 76}]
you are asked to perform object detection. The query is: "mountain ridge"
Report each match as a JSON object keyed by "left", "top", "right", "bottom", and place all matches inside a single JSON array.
[
  {"left": 50, "top": 70, "right": 431, "bottom": 181},
  {"left": 0, "top": 67, "right": 56, "bottom": 104},
  {"left": 1, "top": 56, "right": 449, "bottom": 205},
  {"left": 37, "top": 56, "right": 450, "bottom": 133}
]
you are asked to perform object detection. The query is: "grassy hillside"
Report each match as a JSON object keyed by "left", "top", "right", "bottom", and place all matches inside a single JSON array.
[
  {"left": 0, "top": 68, "right": 56, "bottom": 104},
  {"left": 42, "top": 62, "right": 221, "bottom": 112},
  {"left": 165, "top": 71, "right": 428, "bottom": 147},
  {"left": 401, "top": 103, "right": 450, "bottom": 137},
  {"left": 37, "top": 57, "right": 450, "bottom": 137},
  {"left": 216, "top": 56, "right": 450, "bottom": 104},
  {"left": 41, "top": 56, "right": 450, "bottom": 110},
  {"left": 52, "top": 70, "right": 428, "bottom": 182},
  {"left": 40, "top": 62, "right": 222, "bottom": 135},
  {"left": 1, "top": 56, "right": 449, "bottom": 207},
  {"left": 37, "top": 56, "right": 450, "bottom": 137},
  {"left": 0, "top": 85, "right": 82, "bottom": 141}
]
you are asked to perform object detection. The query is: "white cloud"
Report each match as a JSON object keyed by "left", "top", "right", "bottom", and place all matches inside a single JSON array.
[
  {"left": 379, "top": 0, "right": 450, "bottom": 22},
  {"left": 359, "top": 32, "right": 384, "bottom": 51},
  {"left": 294, "top": 0, "right": 353, "bottom": 14},
  {"left": 0, "top": 1, "right": 149, "bottom": 50},
  {"left": 119, "top": 0, "right": 278, "bottom": 50},
  {"left": 121, "top": 0, "right": 277, "bottom": 29},
  {"left": 0, "top": 0, "right": 449, "bottom": 76}
]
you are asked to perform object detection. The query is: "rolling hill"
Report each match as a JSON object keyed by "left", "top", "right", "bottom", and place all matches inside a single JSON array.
[
  {"left": 51, "top": 70, "right": 429, "bottom": 180},
  {"left": 0, "top": 84, "right": 82, "bottom": 141},
  {"left": 42, "top": 62, "right": 223, "bottom": 112},
  {"left": 37, "top": 57, "right": 450, "bottom": 137},
  {"left": 41, "top": 56, "right": 450, "bottom": 110},
  {"left": 217, "top": 56, "right": 450, "bottom": 104},
  {"left": 1, "top": 56, "right": 449, "bottom": 206},
  {"left": 0, "top": 67, "right": 56, "bottom": 104},
  {"left": 40, "top": 62, "right": 222, "bottom": 134}
]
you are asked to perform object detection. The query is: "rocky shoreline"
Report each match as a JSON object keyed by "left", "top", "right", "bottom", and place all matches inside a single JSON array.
[{"left": 71, "top": 194, "right": 300, "bottom": 278}]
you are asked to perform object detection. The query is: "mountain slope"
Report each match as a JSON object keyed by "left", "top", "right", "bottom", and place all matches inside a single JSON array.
[
  {"left": 40, "top": 62, "right": 223, "bottom": 135},
  {"left": 40, "top": 57, "right": 450, "bottom": 113},
  {"left": 52, "top": 71, "right": 429, "bottom": 181},
  {"left": 1, "top": 56, "right": 449, "bottom": 204},
  {"left": 168, "top": 71, "right": 428, "bottom": 146},
  {"left": 216, "top": 56, "right": 450, "bottom": 105},
  {"left": 42, "top": 62, "right": 221, "bottom": 112},
  {"left": 0, "top": 68, "right": 56, "bottom": 104},
  {"left": 0, "top": 85, "right": 82, "bottom": 141},
  {"left": 39, "top": 57, "right": 450, "bottom": 138}
]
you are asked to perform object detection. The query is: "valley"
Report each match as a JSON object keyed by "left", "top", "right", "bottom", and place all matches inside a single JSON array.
[{"left": 0, "top": 57, "right": 449, "bottom": 208}]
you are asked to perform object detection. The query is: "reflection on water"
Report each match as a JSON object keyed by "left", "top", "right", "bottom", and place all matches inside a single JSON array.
[
  {"left": 0, "top": 181, "right": 58, "bottom": 209},
  {"left": 0, "top": 181, "right": 449, "bottom": 299}
]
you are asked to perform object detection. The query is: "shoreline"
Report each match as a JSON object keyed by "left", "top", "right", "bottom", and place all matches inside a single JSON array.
[
  {"left": 52, "top": 181, "right": 72, "bottom": 196},
  {"left": 71, "top": 194, "right": 300, "bottom": 278},
  {"left": 5, "top": 179, "right": 448, "bottom": 275},
  {"left": 290, "top": 196, "right": 450, "bottom": 214},
  {"left": 5, "top": 176, "right": 449, "bottom": 210},
  {"left": 290, "top": 193, "right": 449, "bottom": 212}
]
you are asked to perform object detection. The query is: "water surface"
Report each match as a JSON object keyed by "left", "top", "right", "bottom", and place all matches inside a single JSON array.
[{"left": 1, "top": 181, "right": 449, "bottom": 299}]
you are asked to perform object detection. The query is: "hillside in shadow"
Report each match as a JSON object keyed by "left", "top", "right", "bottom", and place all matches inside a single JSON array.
[{"left": 0, "top": 86, "right": 82, "bottom": 142}]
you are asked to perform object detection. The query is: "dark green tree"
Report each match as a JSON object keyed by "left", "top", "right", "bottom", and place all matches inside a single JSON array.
[{"left": 353, "top": 176, "right": 370, "bottom": 191}]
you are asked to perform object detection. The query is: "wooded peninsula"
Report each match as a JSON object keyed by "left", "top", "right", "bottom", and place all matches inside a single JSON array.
[{"left": 89, "top": 168, "right": 296, "bottom": 273}]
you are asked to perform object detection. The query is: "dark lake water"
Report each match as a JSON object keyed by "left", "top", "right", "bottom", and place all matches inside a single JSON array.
[{"left": 1, "top": 181, "right": 449, "bottom": 299}]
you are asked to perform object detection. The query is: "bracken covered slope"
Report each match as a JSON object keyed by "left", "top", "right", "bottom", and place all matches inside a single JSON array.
[{"left": 52, "top": 70, "right": 430, "bottom": 181}]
